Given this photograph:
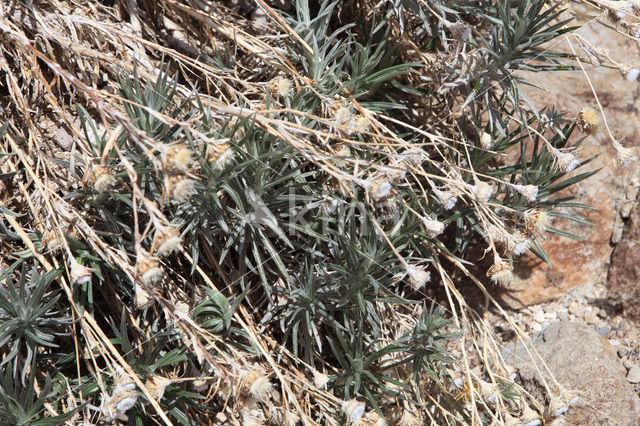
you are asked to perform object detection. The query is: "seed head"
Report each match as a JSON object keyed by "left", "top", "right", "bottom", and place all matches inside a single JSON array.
[
  {"left": 91, "top": 165, "right": 115, "bottom": 193},
  {"left": 136, "top": 251, "right": 163, "bottom": 286},
  {"left": 152, "top": 226, "right": 182, "bottom": 256},
  {"left": 367, "top": 177, "right": 392, "bottom": 201},
  {"left": 615, "top": 144, "right": 638, "bottom": 168},
  {"left": 523, "top": 209, "right": 548, "bottom": 233},
  {"left": 166, "top": 175, "right": 196, "bottom": 203},
  {"left": 470, "top": 181, "right": 494, "bottom": 203},
  {"left": 551, "top": 148, "right": 580, "bottom": 172},
  {"left": 363, "top": 410, "right": 386, "bottom": 426},
  {"left": 422, "top": 216, "right": 445, "bottom": 238},
  {"left": 506, "top": 231, "right": 529, "bottom": 256},
  {"left": 479, "top": 131, "right": 494, "bottom": 149},
  {"left": 342, "top": 399, "right": 366, "bottom": 424},
  {"left": 147, "top": 376, "right": 172, "bottom": 401},
  {"left": 433, "top": 187, "right": 458, "bottom": 210},
  {"left": 625, "top": 68, "right": 640, "bottom": 81},
  {"left": 405, "top": 264, "right": 431, "bottom": 291},
  {"left": 398, "top": 408, "right": 422, "bottom": 426},
  {"left": 487, "top": 257, "right": 513, "bottom": 286},
  {"left": 164, "top": 144, "right": 193, "bottom": 172},
  {"left": 242, "top": 369, "right": 272, "bottom": 401},
  {"left": 134, "top": 282, "right": 153, "bottom": 309},
  {"left": 270, "top": 76, "right": 292, "bottom": 98},
  {"left": 206, "top": 141, "right": 234, "bottom": 167},
  {"left": 513, "top": 184, "right": 539, "bottom": 202},
  {"left": 577, "top": 107, "right": 601, "bottom": 136},
  {"left": 348, "top": 114, "right": 370, "bottom": 134},
  {"left": 70, "top": 258, "right": 93, "bottom": 285},
  {"left": 312, "top": 370, "right": 330, "bottom": 389}
]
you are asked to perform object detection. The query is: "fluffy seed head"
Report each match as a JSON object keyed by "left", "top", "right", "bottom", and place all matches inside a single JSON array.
[
  {"left": 523, "top": 209, "right": 548, "bottom": 233},
  {"left": 513, "top": 184, "right": 539, "bottom": 202},
  {"left": 242, "top": 369, "right": 272, "bottom": 401},
  {"left": 398, "top": 409, "right": 422, "bottom": 426},
  {"left": 552, "top": 148, "right": 580, "bottom": 172},
  {"left": 312, "top": 370, "right": 330, "bottom": 389},
  {"left": 136, "top": 250, "right": 163, "bottom": 286},
  {"left": 507, "top": 231, "right": 529, "bottom": 256},
  {"left": 577, "top": 107, "right": 601, "bottom": 136},
  {"left": 134, "top": 282, "right": 153, "bottom": 309},
  {"left": 92, "top": 165, "right": 115, "bottom": 193},
  {"left": 422, "top": 216, "right": 445, "bottom": 238},
  {"left": 70, "top": 259, "right": 92, "bottom": 285},
  {"left": 626, "top": 68, "right": 640, "bottom": 81},
  {"left": 147, "top": 376, "right": 172, "bottom": 401},
  {"left": 615, "top": 145, "right": 638, "bottom": 168},
  {"left": 487, "top": 257, "right": 514, "bottom": 286},
  {"left": 206, "top": 141, "right": 233, "bottom": 167},
  {"left": 405, "top": 265, "right": 431, "bottom": 291},
  {"left": 270, "top": 76, "right": 292, "bottom": 98},
  {"left": 342, "top": 399, "right": 366, "bottom": 424},
  {"left": 480, "top": 131, "right": 494, "bottom": 149},
  {"left": 166, "top": 175, "right": 196, "bottom": 203},
  {"left": 349, "top": 114, "right": 370, "bottom": 134},
  {"left": 434, "top": 188, "right": 458, "bottom": 210},
  {"left": 164, "top": 144, "right": 193, "bottom": 172},
  {"left": 470, "top": 181, "right": 494, "bottom": 203},
  {"left": 152, "top": 226, "right": 182, "bottom": 256},
  {"left": 367, "top": 177, "right": 392, "bottom": 201}
]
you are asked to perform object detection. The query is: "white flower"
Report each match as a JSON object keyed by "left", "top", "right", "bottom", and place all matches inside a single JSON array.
[
  {"left": 249, "top": 375, "right": 272, "bottom": 401},
  {"left": 422, "top": 216, "right": 445, "bottom": 238}
]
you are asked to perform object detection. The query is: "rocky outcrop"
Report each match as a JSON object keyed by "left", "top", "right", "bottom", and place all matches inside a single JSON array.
[
  {"left": 608, "top": 203, "right": 640, "bottom": 323},
  {"left": 503, "top": 321, "right": 640, "bottom": 425}
]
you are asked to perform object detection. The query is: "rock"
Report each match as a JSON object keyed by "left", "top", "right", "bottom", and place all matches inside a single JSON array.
[
  {"left": 532, "top": 310, "right": 545, "bottom": 323},
  {"left": 628, "top": 366, "right": 640, "bottom": 383},
  {"left": 619, "top": 348, "right": 630, "bottom": 358},
  {"left": 558, "top": 310, "right": 570, "bottom": 321},
  {"left": 596, "top": 327, "right": 609, "bottom": 336},
  {"left": 568, "top": 302, "right": 584, "bottom": 317},
  {"left": 530, "top": 322, "right": 543, "bottom": 333},
  {"left": 624, "top": 360, "right": 635, "bottom": 370},
  {"left": 608, "top": 203, "right": 640, "bottom": 323},
  {"left": 584, "top": 310, "right": 598, "bottom": 325},
  {"left": 503, "top": 321, "right": 640, "bottom": 425}
]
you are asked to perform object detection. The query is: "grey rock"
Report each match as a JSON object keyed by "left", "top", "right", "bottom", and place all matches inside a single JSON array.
[
  {"left": 503, "top": 321, "right": 640, "bottom": 425},
  {"left": 628, "top": 366, "right": 640, "bottom": 384}
]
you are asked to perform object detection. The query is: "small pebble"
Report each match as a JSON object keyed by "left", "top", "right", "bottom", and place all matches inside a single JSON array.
[
  {"left": 624, "top": 359, "right": 635, "bottom": 370},
  {"left": 627, "top": 366, "right": 640, "bottom": 383},
  {"left": 530, "top": 322, "right": 543, "bottom": 333},
  {"left": 597, "top": 308, "right": 608, "bottom": 318},
  {"left": 568, "top": 302, "right": 583, "bottom": 316},
  {"left": 545, "top": 311, "right": 558, "bottom": 321},
  {"left": 609, "top": 339, "right": 620, "bottom": 346},
  {"left": 558, "top": 311, "right": 570, "bottom": 321},
  {"left": 618, "top": 348, "right": 630, "bottom": 358},
  {"left": 533, "top": 310, "right": 545, "bottom": 323},
  {"left": 584, "top": 311, "right": 598, "bottom": 325},
  {"left": 596, "top": 327, "right": 609, "bottom": 336}
]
